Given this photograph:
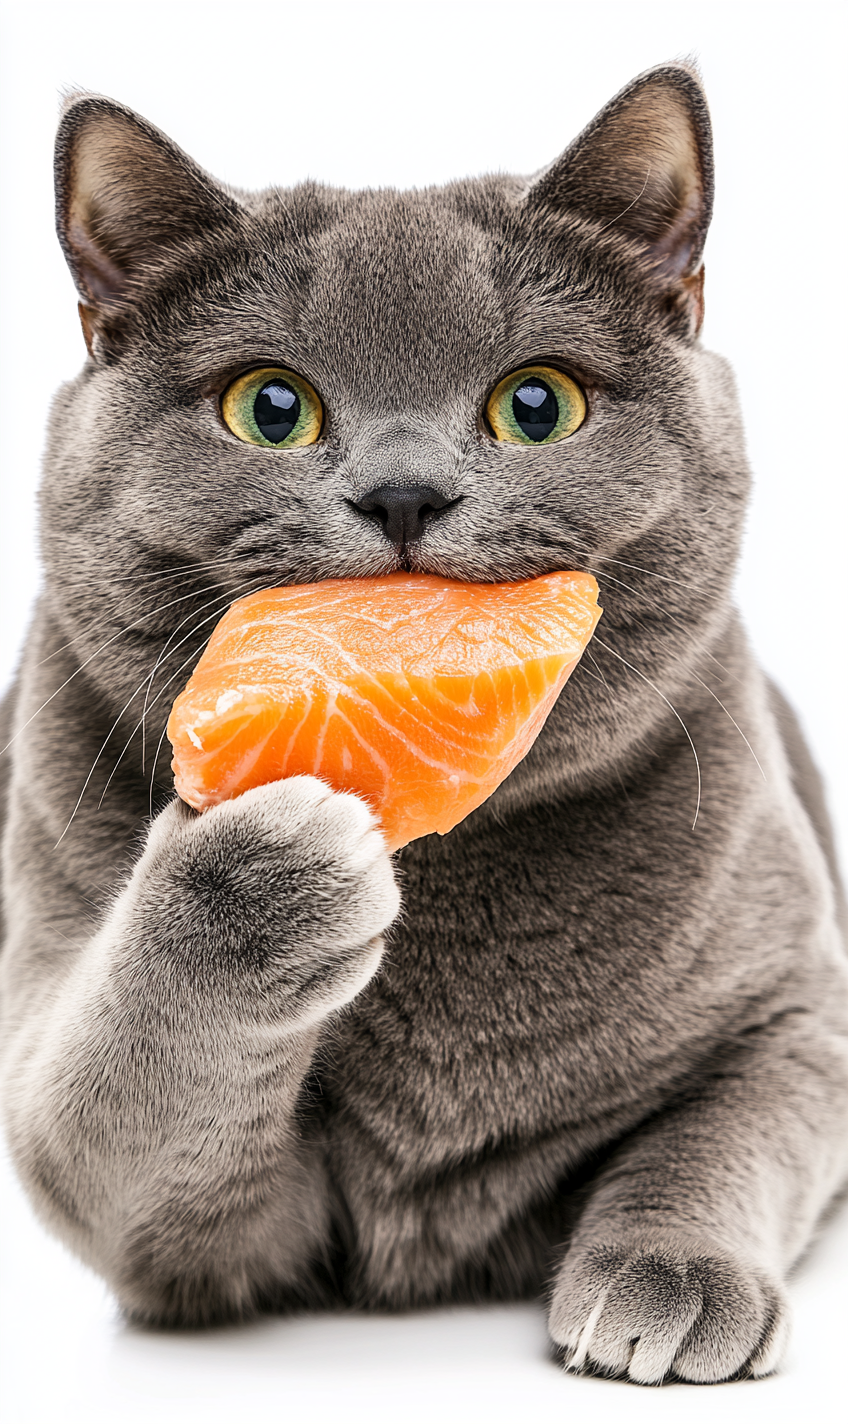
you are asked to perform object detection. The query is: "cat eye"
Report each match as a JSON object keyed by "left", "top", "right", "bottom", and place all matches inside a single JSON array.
[
  {"left": 221, "top": 367, "right": 323, "bottom": 448},
  {"left": 485, "top": 365, "right": 586, "bottom": 445}
]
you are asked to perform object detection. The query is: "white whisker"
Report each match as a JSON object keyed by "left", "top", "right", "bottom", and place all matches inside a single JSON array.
[
  {"left": 34, "top": 554, "right": 264, "bottom": 668},
  {"left": 585, "top": 648, "right": 610, "bottom": 688},
  {"left": 684, "top": 665, "right": 767, "bottom": 783},
  {"left": 594, "top": 635, "right": 702, "bottom": 830},
  {"left": 580, "top": 549, "right": 703, "bottom": 593},
  {"left": 96, "top": 598, "right": 234, "bottom": 812},
  {"left": 585, "top": 564, "right": 760, "bottom": 777},
  {"left": 139, "top": 579, "right": 260, "bottom": 772},
  {"left": 585, "top": 564, "right": 740, "bottom": 686},
  {"left": 35, "top": 573, "right": 232, "bottom": 669},
  {"left": 4, "top": 580, "right": 234, "bottom": 758},
  {"left": 576, "top": 660, "right": 606, "bottom": 686},
  {"left": 95, "top": 579, "right": 267, "bottom": 815},
  {"left": 148, "top": 719, "right": 173, "bottom": 820}
]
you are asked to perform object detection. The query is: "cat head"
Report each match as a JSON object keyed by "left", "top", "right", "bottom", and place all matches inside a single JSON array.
[{"left": 43, "top": 65, "right": 749, "bottom": 796}]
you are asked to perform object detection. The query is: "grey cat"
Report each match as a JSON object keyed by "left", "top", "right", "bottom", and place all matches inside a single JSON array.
[{"left": 1, "top": 62, "right": 846, "bottom": 1385}]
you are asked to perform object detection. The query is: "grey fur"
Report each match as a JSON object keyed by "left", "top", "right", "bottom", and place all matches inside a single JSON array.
[{"left": 1, "top": 64, "right": 846, "bottom": 1383}]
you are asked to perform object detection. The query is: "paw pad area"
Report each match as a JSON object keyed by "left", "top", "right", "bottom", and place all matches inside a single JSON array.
[{"left": 549, "top": 1235, "right": 789, "bottom": 1385}]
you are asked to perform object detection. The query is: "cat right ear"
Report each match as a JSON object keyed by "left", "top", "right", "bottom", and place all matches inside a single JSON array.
[
  {"left": 55, "top": 93, "right": 241, "bottom": 355},
  {"left": 524, "top": 64, "right": 714, "bottom": 335}
]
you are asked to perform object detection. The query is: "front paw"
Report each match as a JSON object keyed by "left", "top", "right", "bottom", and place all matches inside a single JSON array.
[
  {"left": 138, "top": 776, "right": 401, "bottom": 1020},
  {"left": 548, "top": 1229, "right": 789, "bottom": 1384}
]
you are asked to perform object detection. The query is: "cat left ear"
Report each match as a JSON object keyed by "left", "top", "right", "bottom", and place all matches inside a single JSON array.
[
  {"left": 525, "top": 64, "right": 713, "bottom": 333},
  {"left": 55, "top": 93, "right": 241, "bottom": 353}
]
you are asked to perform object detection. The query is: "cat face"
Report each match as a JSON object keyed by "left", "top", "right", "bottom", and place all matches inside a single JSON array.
[{"left": 42, "top": 66, "right": 750, "bottom": 791}]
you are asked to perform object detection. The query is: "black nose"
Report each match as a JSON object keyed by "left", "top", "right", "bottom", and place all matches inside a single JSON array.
[{"left": 352, "top": 484, "right": 456, "bottom": 545}]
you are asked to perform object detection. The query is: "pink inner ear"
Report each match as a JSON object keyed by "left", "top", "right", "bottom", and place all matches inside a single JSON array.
[
  {"left": 56, "top": 99, "right": 241, "bottom": 322},
  {"left": 648, "top": 145, "right": 708, "bottom": 281},
  {"left": 526, "top": 67, "right": 713, "bottom": 305},
  {"left": 650, "top": 181, "right": 706, "bottom": 281},
  {"left": 66, "top": 216, "right": 128, "bottom": 304}
]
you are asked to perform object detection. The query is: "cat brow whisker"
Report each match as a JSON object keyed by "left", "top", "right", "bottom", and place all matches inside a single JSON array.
[{"left": 593, "top": 635, "right": 702, "bottom": 830}]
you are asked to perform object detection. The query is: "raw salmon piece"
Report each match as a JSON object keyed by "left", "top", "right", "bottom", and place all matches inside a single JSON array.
[{"left": 167, "top": 572, "right": 601, "bottom": 851}]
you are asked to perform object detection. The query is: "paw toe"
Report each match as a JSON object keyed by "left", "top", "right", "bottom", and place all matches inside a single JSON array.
[{"left": 550, "top": 1232, "right": 789, "bottom": 1386}]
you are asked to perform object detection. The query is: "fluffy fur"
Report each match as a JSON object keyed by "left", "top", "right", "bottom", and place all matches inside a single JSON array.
[{"left": 1, "top": 64, "right": 846, "bottom": 1384}]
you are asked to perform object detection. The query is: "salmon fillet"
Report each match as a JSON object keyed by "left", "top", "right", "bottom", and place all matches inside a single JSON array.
[{"left": 168, "top": 572, "right": 601, "bottom": 850}]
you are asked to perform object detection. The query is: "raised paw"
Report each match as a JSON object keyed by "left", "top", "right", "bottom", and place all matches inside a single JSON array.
[
  {"left": 138, "top": 776, "right": 401, "bottom": 1022},
  {"left": 548, "top": 1230, "right": 789, "bottom": 1385}
]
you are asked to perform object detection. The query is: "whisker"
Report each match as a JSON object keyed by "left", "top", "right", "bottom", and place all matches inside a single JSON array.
[
  {"left": 40, "top": 552, "right": 246, "bottom": 603},
  {"left": 95, "top": 579, "right": 267, "bottom": 815},
  {"left": 585, "top": 566, "right": 759, "bottom": 776},
  {"left": 146, "top": 577, "right": 280, "bottom": 817},
  {"left": 98, "top": 578, "right": 273, "bottom": 820},
  {"left": 584, "top": 649, "right": 610, "bottom": 687},
  {"left": 148, "top": 718, "right": 173, "bottom": 821},
  {"left": 683, "top": 665, "right": 767, "bottom": 783},
  {"left": 594, "top": 634, "right": 702, "bottom": 830},
  {"left": 576, "top": 660, "right": 606, "bottom": 686},
  {"left": 135, "top": 584, "right": 274, "bottom": 813},
  {"left": 585, "top": 564, "right": 740, "bottom": 686},
  {"left": 4, "top": 578, "right": 239, "bottom": 758},
  {"left": 35, "top": 564, "right": 239, "bottom": 667},
  {"left": 99, "top": 599, "right": 233, "bottom": 809},
  {"left": 576, "top": 548, "right": 704, "bottom": 593},
  {"left": 138, "top": 578, "right": 260, "bottom": 772},
  {"left": 56, "top": 686, "right": 159, "bottom": 850}
]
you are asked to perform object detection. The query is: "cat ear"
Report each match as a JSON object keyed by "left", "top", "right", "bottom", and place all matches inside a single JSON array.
[
  {"left": 55, "top": 94, "right": 241, "bottom": 351},
  {"left": 526, "top": 64, "right": 713, "bottom": 330}
]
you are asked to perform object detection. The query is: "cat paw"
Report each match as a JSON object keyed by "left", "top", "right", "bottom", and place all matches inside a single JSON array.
[
  {"left": 548, "top": 1230, "right": 789, "bottom": 1384},
  {"left": 140, "top": 776, "right": 401, "bottom": 1019}
]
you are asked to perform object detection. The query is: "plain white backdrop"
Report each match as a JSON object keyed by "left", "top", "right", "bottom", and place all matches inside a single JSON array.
[{"left": 0, "top": 2, "right": 846, "bottom": 1421}]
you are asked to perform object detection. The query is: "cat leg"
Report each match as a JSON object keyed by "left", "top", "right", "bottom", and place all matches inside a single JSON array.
[
  {"left": 0, "top": 776, "right": 399, "bottom": 1325},
  {"left": 548, "top": 1007, "right": 848, "bottom": 1382}
]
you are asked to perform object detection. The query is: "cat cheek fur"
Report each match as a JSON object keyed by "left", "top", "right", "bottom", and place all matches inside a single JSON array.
[{"left": 1, "top": 62, "right": 847, "bottom": 1373}]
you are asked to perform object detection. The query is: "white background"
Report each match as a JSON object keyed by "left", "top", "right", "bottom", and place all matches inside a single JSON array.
[{"left": 0, "top": 1, "right": 846, "bottom": 1421}]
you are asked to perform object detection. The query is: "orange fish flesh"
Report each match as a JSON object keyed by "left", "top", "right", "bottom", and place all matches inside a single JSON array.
[{"left": 167, "top": 572, "right": 601, "bottom": 851}]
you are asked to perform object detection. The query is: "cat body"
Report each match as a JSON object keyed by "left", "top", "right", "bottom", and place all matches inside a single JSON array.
[{"left": 1, "top": 66, "right": 847, "bottom": 1384}]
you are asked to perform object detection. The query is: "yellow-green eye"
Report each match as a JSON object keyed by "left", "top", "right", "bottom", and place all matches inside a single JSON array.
[
  {"left": 222, "top": 367, "right": 323, "bottom": 448},
  {"left": 486, "top": 365, "right": 586, "bottom": 444}
]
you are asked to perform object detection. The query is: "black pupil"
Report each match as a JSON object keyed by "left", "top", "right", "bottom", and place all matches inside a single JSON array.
[
  {"left": 512, "top": 380, "right": 558, "bottom": 441},
  {"left": 254, "top": 382, "right": 301, "bottom": 443}
]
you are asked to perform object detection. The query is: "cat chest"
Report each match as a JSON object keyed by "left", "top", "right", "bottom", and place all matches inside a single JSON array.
[
  {"left": 321, "top": 914, "right": 687, "bottom": 1176},
  {"left": 319, "top": 813, "right": 714, "bottom": 1174}
]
